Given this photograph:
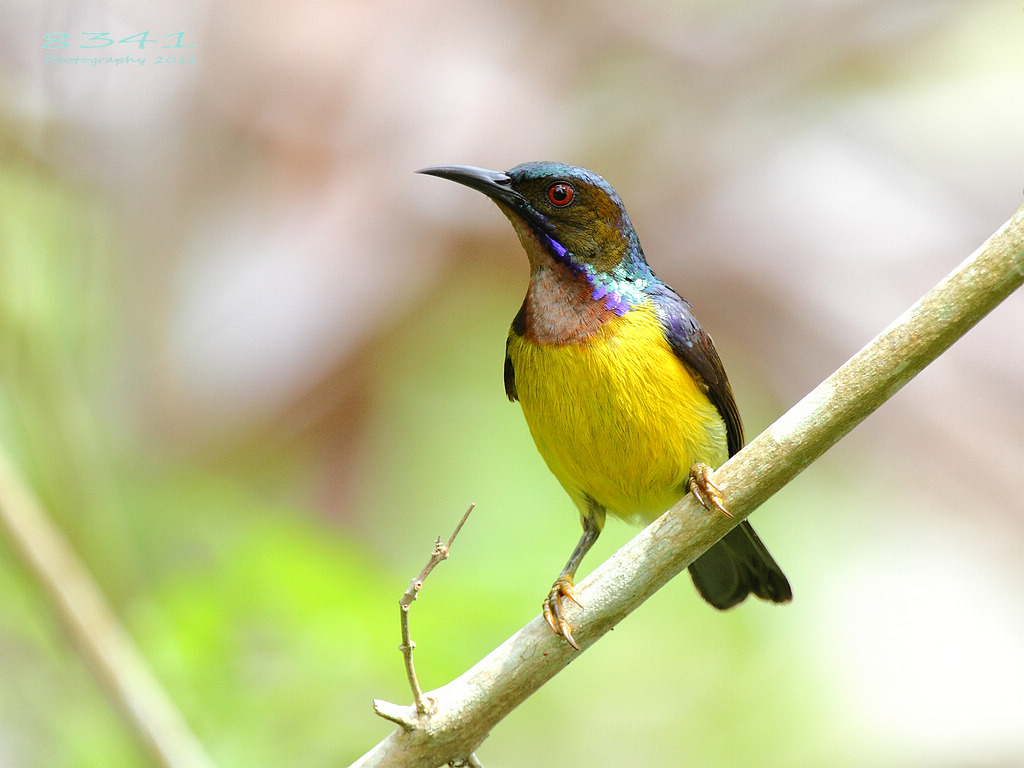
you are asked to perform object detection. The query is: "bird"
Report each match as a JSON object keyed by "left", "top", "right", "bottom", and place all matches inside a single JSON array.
[{"left": 418, "top": 161, "right": 792, "bottom": 649}]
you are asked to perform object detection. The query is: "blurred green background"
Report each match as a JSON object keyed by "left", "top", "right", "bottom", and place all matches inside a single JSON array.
[{"left": 1, "top": 1, "right": 1023, "bottom": 766}]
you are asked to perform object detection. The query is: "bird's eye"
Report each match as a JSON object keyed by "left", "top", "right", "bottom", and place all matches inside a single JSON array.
[{"left": 546, "top": 182, "right": 574, "bottom": 207}]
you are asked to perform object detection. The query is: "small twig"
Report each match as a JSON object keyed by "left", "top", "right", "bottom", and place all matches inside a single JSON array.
[
  {"left": 396, "top": 504, "right": 476, "bottom": 716},
  {"left": 371, "top": 699, "right": 417, "bottom": 731}
]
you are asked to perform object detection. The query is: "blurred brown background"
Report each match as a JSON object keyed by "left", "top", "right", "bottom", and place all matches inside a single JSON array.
[{"left": 1, "top": 0, "right": 1022, "bottom": 766}]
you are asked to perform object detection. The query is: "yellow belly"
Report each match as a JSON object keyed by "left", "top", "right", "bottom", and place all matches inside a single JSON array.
[{"left": 507, "top": 304, "right": 728, "bottom": 522}]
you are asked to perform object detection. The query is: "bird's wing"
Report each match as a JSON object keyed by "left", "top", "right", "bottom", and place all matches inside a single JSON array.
[
  {"left": 504, "top": 346, "right": 518, "bottom": 402},
  {"left": 647, "top": 281, "right": 744, "bottom": 456},
  {"left": 503, "top": 301, "right": 526, "bottom": 402}
]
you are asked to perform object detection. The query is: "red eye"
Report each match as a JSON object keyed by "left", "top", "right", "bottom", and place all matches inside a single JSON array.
[{"left": 547, "top": 182, "right": 574, "bottom": 207}]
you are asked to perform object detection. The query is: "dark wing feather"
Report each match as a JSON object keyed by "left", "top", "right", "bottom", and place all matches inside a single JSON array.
[
  {"left": 504, "top": 300, "right": 527, "bottom": 402},
  {"left": 504, "top": 347, "right": 517, "bottom": 402},
  {"left": 646, "top": 281, "right": 743, "bottom": 456},
  {"left": 646, "top": 279, "right": 792, "bottom": 608}
]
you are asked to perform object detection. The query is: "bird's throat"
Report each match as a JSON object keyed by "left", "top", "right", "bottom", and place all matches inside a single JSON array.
[
  {"left": 502, "top": 202, "right": 647, "bottom": 344},
  {"left": 519, "top": 261, "right": 617, "bottom": 345}
]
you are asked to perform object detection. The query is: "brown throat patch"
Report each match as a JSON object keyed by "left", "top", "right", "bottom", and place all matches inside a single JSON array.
[{"left": 520, "top": 260, "right": 615, "bottom": 345}]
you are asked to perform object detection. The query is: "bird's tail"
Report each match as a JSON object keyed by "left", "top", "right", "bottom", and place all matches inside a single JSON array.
[{"left": 688, "top": 521, "right": 792, "bottom": 609}]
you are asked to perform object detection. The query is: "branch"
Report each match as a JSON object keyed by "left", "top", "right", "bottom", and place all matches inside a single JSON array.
[
  {"left": 351, "top": 202, "right": 1024, "bottom": 768},
  {"left": 0, "top": 446, "right": 217, "bottom": 768},
  {"left": 377, "top": 503, "right": 476, "bottom": 723}
]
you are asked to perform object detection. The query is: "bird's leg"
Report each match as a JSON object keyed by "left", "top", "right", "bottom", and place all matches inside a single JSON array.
[
  {"left": 543, "top": 513, "right": 602, "bottom": 650},
  {"left": 688, "top": 463, "right": 733, "bottom": 518}
]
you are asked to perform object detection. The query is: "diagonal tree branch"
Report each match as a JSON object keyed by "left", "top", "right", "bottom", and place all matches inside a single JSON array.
[
  {"left": 352, "top": 201, "right": 1024, "bottom": 768},
  {"left": 0, "top": 446, "right": 217, "bottom": 768}
]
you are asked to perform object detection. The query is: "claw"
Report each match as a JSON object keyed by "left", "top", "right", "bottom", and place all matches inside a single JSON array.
[
  {"left": 543, "top": 574, "right": 582, "bottom": 650},
  {"left": 688, "top": 463, "right": 733, "bottom": 518}
]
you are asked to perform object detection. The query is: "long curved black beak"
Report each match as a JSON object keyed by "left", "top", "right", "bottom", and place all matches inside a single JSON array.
[{"left": 416, "top": 165, "right": 522, "bottom": 209}]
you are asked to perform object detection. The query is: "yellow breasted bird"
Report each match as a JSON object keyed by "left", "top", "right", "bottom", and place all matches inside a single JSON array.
[{"left": 419, "top": 162, "right": 792, "bottom": 649}]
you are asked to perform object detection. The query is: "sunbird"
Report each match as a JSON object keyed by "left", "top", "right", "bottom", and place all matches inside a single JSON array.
[{"left": 419, "top": 162, "right": 792, "bottom": 649}]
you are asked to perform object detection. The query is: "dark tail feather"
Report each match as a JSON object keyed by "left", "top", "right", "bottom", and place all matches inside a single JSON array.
[{"left": 688, "top": 521, "right": 792, "bottom": 610}]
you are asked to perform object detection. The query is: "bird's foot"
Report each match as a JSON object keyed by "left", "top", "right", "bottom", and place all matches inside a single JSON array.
[
  {"left": 688, "top": 463, "right": 733, "bottom": 518},
  {"left": 542, "top": 574, "right": 582, "bottom": 650}
]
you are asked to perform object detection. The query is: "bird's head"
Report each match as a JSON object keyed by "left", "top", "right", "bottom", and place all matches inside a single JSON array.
[{"left": 418, "top": 162, "right": 650, "bottom": 296}]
